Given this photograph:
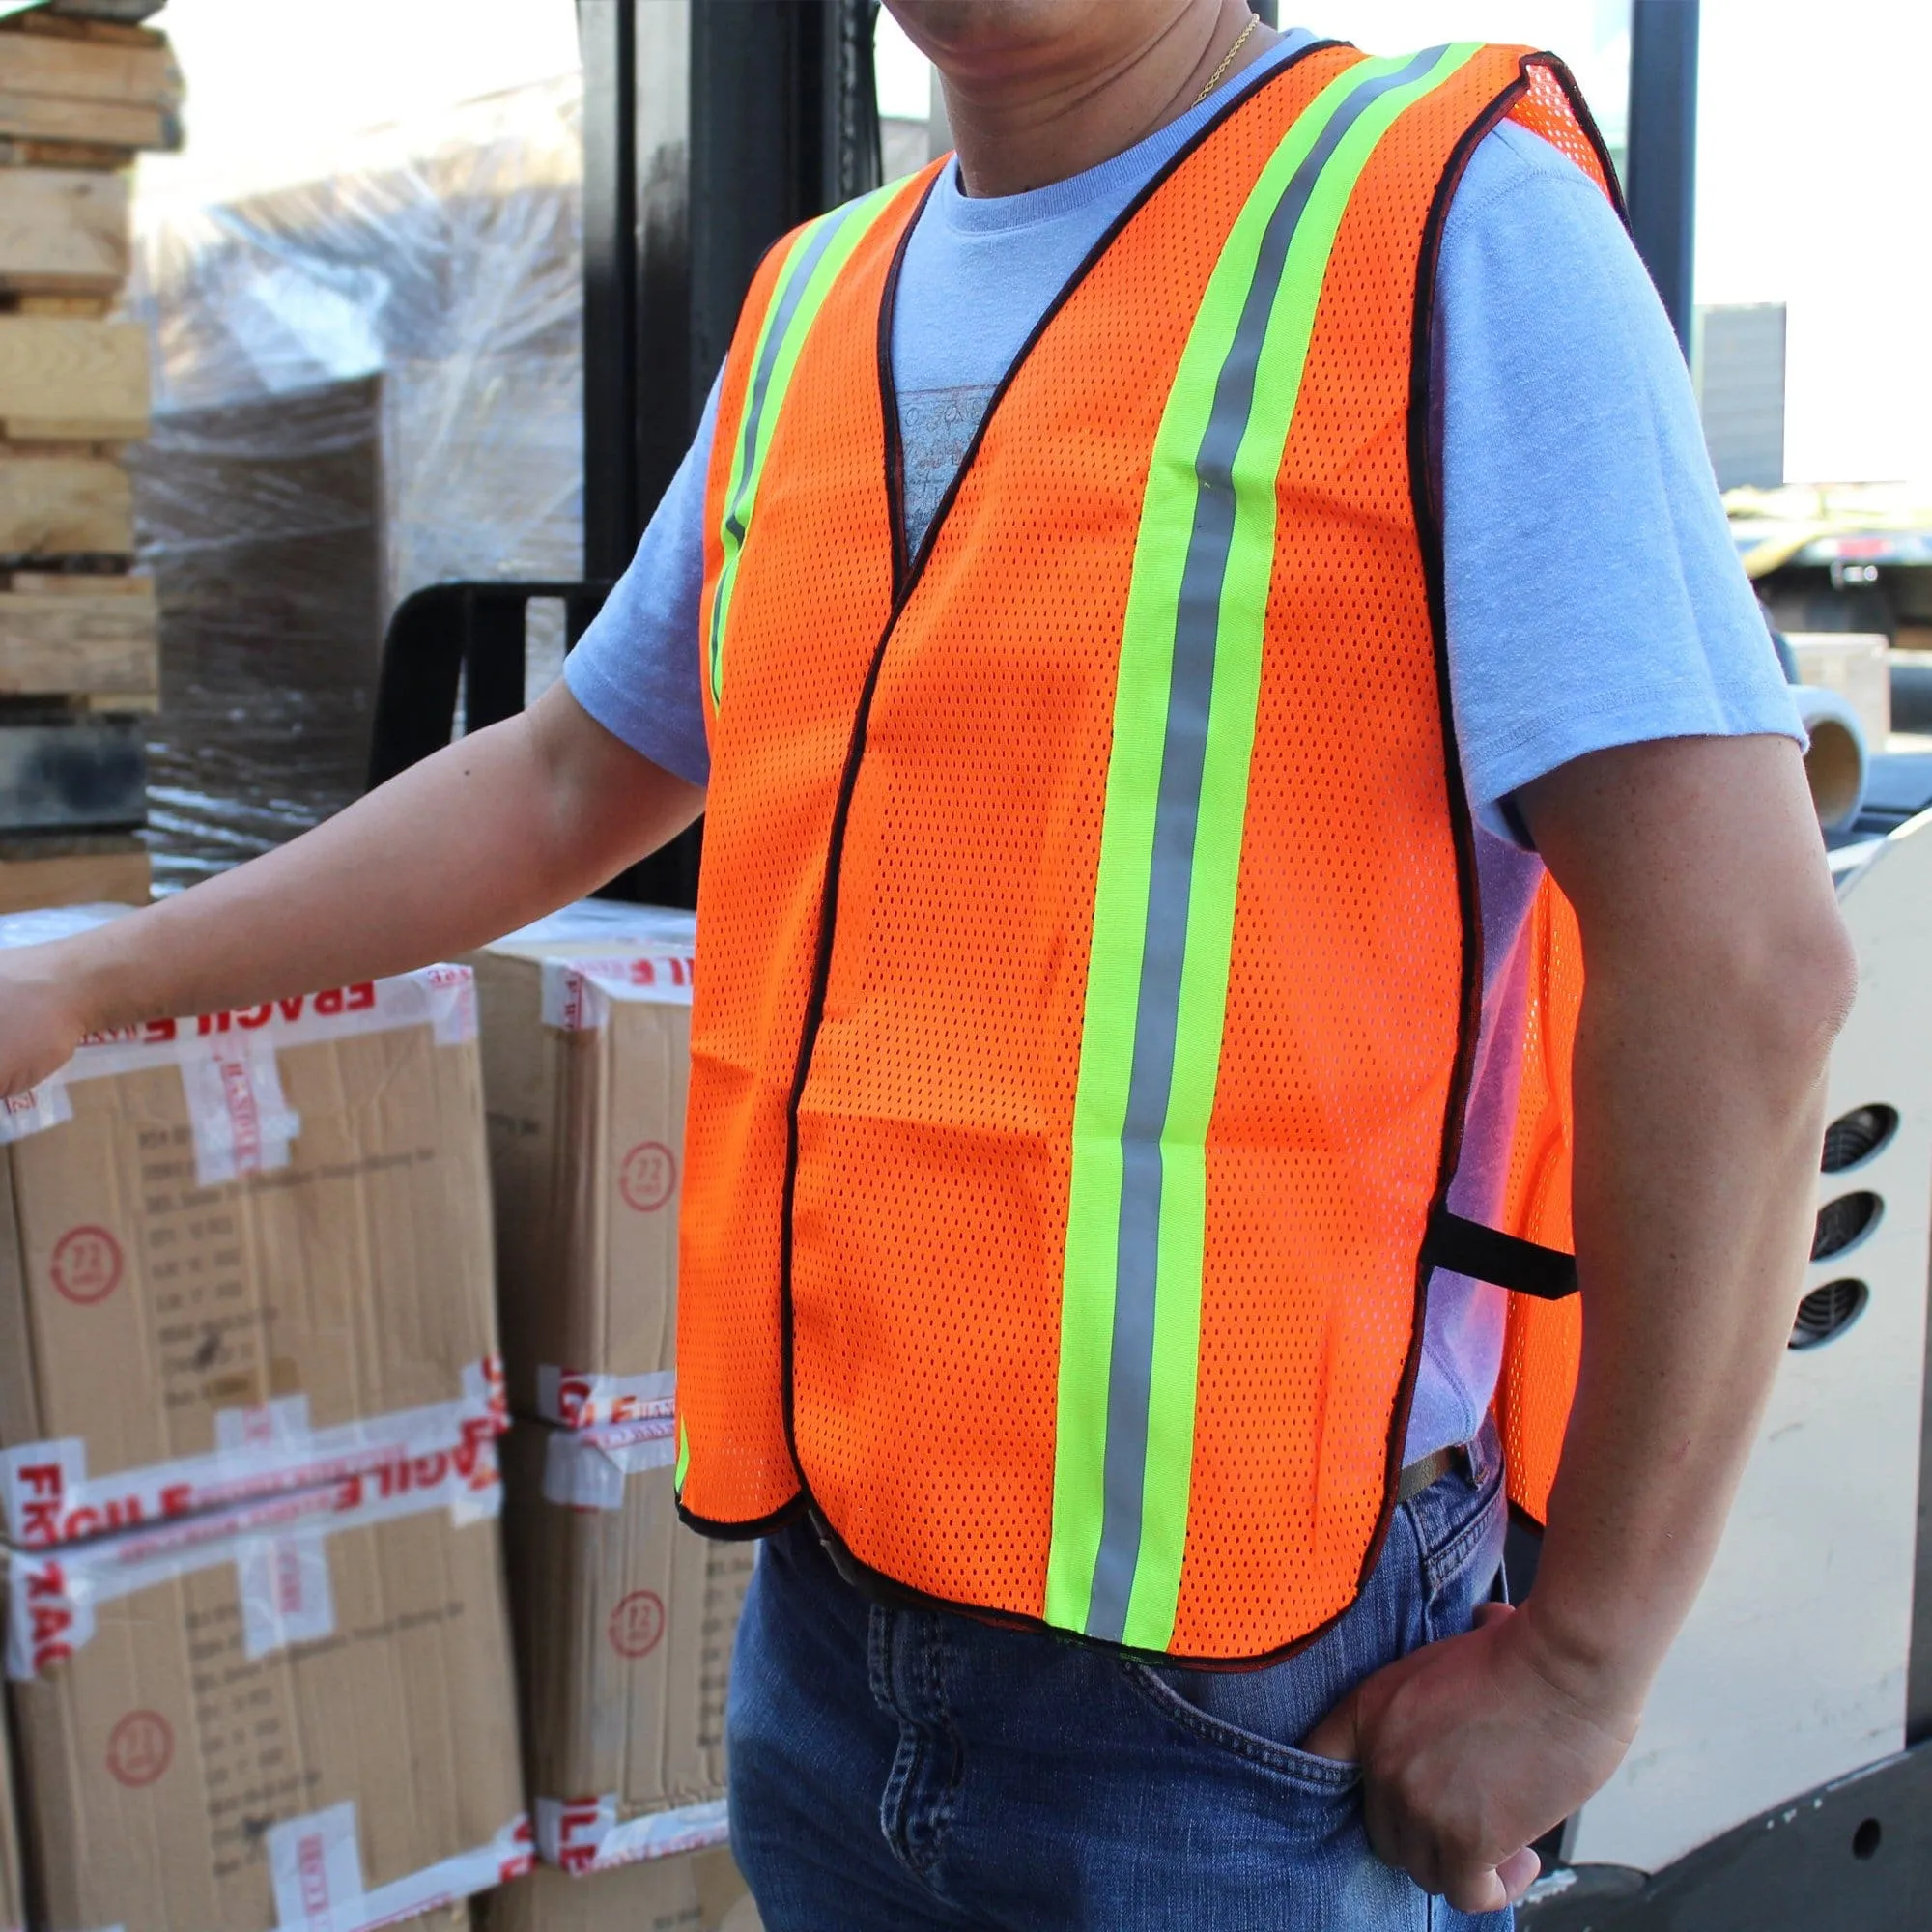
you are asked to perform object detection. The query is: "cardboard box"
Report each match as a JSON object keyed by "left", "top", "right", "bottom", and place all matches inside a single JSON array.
[
  {"left": 470, "top": 904, "right": 696, "bottom": 1429},
  {"left": 479, "top": 1850, "right": 760, "bottom": 1932},
  {"left": 5, "top": 1437, "right": 531, "bottom": 1932},
  {"left": 0, "top": 908, "right": 504, "bottom": 1547},
  {"left": 501, "top": 1422, "right": 753, "bottom": 1875},
  {"left": 0, "top": 1690, "right": 21, "bottom": 1932}
]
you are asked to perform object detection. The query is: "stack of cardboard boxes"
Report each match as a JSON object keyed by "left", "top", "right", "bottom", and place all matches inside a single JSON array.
[
  {"left": 0, "top": 909, "right": 529, "bottom": 1930},
  {"left": 0, "top": 3, "right": 181, "bottom": 912},
  {"left": 472, "top": 905, "right": 758, "bottom": 1918}
]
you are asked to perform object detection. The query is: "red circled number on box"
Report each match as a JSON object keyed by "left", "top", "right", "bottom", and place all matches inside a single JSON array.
[
  {"left": 618, "top": 1141, "right": 678, "bottom": 1213},
  {"left": 107, "top": 1709, "right": 174, "bottom": 1787},
  {"left": 609, "top": 1589, "right": 666, "bottom": 1659},
  {"left": 52, "top": 1224, "right": 124, "bottom": 1306}
]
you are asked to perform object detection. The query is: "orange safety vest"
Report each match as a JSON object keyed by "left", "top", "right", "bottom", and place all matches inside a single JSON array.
[{"left": 678, "top": 40, "right": 1616, "bottom": 1662}]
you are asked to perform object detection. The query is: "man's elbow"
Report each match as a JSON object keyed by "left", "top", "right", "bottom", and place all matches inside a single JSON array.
[{"left": 1742, "top": 895, "right": 1859, "bottom": 1075}]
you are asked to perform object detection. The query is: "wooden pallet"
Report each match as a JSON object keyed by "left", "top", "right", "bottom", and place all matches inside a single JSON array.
[{"left": 0, "top": 828, "right": 145, "bottom": 910}]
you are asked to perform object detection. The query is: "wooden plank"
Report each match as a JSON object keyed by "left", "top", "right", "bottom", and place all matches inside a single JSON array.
[
  {"left": 11, "top": 295, "right": 111, "bottom": 317},
  {"left": 0, "top": 89, "right": 164, "bottom": 147},
  {"left": 0, "top": 581, "right": 156, "bottom": 692},
  {"left": 0, "top": 832, "right": 146, "bottom": 911},
  {"left": 10, "top": 567, "right": 145, "bottom": 593},
  {"left": 0, "top": 30, "right": 177, "bottom": 108},
  {"left": 0, "top": 455, "right": 130, "bottom": 554},
  {"left": 0, "top": 167, "right": 126, "bottom": 293},
  {"left": 0, "top": 316, "right": 146, "bottom": 440},
  {"left": 0, "top": 137, "right": 131, "bottom": 169}
]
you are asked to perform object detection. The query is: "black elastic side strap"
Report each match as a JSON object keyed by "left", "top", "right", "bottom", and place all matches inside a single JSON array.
[{"left": 1422, "top": 1208, "right": 1577, "bottom": 1301}]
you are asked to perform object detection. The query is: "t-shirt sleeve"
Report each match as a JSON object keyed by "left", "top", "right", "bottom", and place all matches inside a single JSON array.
[
  {"left": 1437, "top": 122, "right": 1804, "bottom": 848},
  {"left": 562, "top": 371, "right": 721, "bottom": 789}
]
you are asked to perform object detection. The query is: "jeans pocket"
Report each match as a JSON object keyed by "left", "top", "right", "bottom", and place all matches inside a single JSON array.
[
  {"left": 1409, "top": 1450, "right": 1507, "bottom": 1625},
  {"left": 1120, "top": 1659, "right": 1365, "bottom": 1796}
]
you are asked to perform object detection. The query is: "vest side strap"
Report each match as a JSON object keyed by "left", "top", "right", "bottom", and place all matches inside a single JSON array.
[{"left": 1423, "top": 1208, "right": 1577, "bottom": 1300}]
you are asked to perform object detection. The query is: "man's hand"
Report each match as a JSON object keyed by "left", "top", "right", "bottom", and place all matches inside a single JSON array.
[
  {"left": 1300, "top": 733, "right": 1852, "bottom": 1915},
  {"left": 1301, "top": 1600, "right": 1636, "bottom": 1912},
  {"left": 0, "top": 947, "right": 89, "bottom": 1097},
  {"left": 0, "top": 683, "right": 704, "bottom": 1082}
]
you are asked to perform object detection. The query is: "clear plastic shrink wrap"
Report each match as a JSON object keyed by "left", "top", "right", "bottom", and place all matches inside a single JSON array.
[{"left": 128, "top": 77, "right": 584, "bottom": 887}]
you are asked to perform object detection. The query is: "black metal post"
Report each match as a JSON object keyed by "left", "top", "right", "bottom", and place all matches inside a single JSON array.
[
  {"left": 1625, "top": 0, "right": 1699, "bottom": 355},
  {"left": 579, "top": 0, "right": 641, "bottom": 578},
  {"left": 576, "top": 0, "right": 882, "bottom": 906}
]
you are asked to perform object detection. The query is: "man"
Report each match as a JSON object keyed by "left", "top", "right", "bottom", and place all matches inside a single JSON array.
[{"left": 0, "top": 3, "right": 1853, "bottom": 1925}]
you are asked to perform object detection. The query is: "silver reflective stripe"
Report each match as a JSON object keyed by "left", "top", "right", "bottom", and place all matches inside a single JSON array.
[
  {"left": 722, "top": 212, "right": 846, "bottom": 552},
  {"left": 1083, "top": 44, "right": 1452, "bottom": 1645}
]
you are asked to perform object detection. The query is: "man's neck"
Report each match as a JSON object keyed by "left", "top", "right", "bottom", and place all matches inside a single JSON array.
[{"left": 940, "top": 1, "right": 1277, "bottom": 199}]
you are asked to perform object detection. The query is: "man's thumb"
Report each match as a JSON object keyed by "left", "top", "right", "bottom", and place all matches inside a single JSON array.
[{"left": 1298, "top": 1689, "right": 1360, "bottom": 1765}]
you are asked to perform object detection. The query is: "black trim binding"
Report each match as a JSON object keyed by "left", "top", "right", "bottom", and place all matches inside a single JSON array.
[
  {"left": 1368, "top": 51, "right": 1622, "bottom": 1594},
  {"left": 1534, "top": 51, "right": 1632, "bottom": 229},
  {"left": 676, "top": 1492, "right": 807, "bottom": 1542},
  {"left": 1424, "top": 1208, "right": 1578, "bottom": 1301},
  {"left": 1367, "top": 57, "right": 1544, "bottom": 1595}
]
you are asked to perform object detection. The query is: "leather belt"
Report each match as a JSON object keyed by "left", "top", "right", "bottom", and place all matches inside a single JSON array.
[{"left": 1395, "top": 1443, "right": 1469, "bottom": 1506}]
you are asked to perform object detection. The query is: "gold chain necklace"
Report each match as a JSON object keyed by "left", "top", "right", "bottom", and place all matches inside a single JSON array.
[{"left": 1195, "top": 13, "right": 1260, "bottom": 104}]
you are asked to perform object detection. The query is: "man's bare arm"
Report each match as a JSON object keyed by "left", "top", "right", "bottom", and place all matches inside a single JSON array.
[
  {"left": 1304, "top": 732, "right": 1857, "bottom": 1911},
  {"left": 0, "top": 680, "right": 703, "bottom": 1094}
]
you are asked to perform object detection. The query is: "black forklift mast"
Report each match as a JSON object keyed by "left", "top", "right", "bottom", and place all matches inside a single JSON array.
[{"left": 367, "top": 0, "right": 1699, "bottom": 913}]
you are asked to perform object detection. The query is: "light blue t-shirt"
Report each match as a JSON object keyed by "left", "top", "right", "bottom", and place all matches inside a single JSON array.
[{"left": 566, "top": 32, "right": 1802, "bottom": 1463}]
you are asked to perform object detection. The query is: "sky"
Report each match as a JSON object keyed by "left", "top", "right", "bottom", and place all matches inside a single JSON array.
[{"left": 139, "top": 0, "right": 1928, "bottom": 486}]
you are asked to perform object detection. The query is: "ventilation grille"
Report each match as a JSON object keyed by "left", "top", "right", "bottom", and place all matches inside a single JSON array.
[
  {"left": 1822, "top": 1105, "right": 1898, "bottom": 1174},
  {"left": 1790, "top": 1278, "right": 1868, "bottom": 1350},
  {"left": 1812, "top": 1191, "right": 1883, "bottom": 1262}
]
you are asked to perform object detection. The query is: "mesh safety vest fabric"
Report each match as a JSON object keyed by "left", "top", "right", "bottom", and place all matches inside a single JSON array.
[{"left": 681, "top": 40, "right": 1620, "bottom": 1662}]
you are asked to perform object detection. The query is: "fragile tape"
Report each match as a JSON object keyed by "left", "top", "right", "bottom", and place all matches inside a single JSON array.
[
  {"left": 535, "top": 1366, "right": 675, "bottom": 1431},
  {"left": 0, "top": 964, "right": 478, "bottom": 1151},
  {"left": 533, "top": 1794, "right": 729, "bottom": 1874},
  {"left": 6, "top": 1427, "right": 504, "bottom": 1680},
  {"left": 0, "top": 1356, "right": 508, "bottom": 1549},
  {"left": 541, "top": 1416, "right": 677, "bottom": 1511},
  {"left": 541, "top": 953, "right": 696, "bottom": 1029},
  {"left": 267, "top": 1803, "right": 532, "bottom": 1932}
]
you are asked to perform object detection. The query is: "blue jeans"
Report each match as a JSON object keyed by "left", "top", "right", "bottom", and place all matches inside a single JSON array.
[{"left": 727, "top": 1417, "right": 1512, "bottom": 1930}]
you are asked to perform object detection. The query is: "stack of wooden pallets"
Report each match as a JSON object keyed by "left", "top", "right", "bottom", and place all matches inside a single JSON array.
[{"left": 0, "top": 0, "right": 174, "bottom": 912}]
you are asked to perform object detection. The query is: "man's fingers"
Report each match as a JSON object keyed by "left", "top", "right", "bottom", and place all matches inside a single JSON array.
[
  {"left": 1297, "top": 1688, "right": 1360, "bottom": 1765},
  {"left": 1471, "top": 1599, "right": 1513, "bottom": 1631},
  {"left": 1498, "top": 1845, "right": 1543, "bottom": 1903},
  {"left": 1442, "top": 1866, "right": 1512, "bottom": 1916}
]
